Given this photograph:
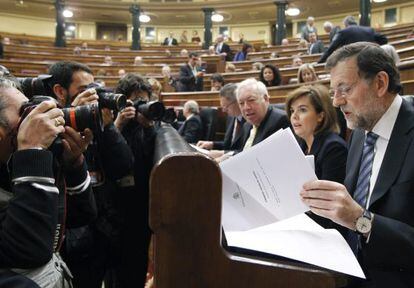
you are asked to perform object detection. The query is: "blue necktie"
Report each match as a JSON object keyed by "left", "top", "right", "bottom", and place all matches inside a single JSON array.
[
  {"left": 349, "top": 132, "right": 379, "bottom": 254},
  {"left": 354, "top": 132, "right": 379, "bottom": 207}
]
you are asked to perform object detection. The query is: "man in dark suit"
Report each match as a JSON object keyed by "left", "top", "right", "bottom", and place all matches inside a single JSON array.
[
  {"left": 178, "top": 100, "right": 203, "bottom": 143},
  {"left": 162, "top": 32, "right": 178, "bottom": 46},
  {"left": 214, "top": 34, "right": 232, "bottom": 61},
  {"left": 318, "top": 16, "right": 387, "bottom": 63},
  {"left": 197, "top": 83, "right": 245, "bottom": 157},
  {"left": 308, "top": 32, "right": 325, "bottom": 54},
  {"left": 323, "top": 21, "right": 341, "bottom": 42},
  {"left": 301, "top": 42, "right": 414, "bottom": 288},
  {"left": 178, "top": 52, "right": 204, "bottom": 92}
]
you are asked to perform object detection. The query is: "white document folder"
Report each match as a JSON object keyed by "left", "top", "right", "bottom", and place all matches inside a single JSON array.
[{"left": 220, "top": 128, "right": 365, "bottom": 279}]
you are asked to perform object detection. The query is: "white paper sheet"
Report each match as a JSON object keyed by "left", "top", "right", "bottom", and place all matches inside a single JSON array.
[
  {"left": 220, "top": 128, "right": 314, "bottom": 231},
  {"left": 225, "top": 214, "right": 365, "bottom": 279},
  {"left": 219, "top": 128, "right": 365, "bottom": 279},
  {"left": 190, "top": 143, "right": 210, "bottom": 154}
]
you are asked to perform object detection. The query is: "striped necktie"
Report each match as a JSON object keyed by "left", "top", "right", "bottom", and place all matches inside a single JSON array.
[
  {"left": 354, "top": 132, "right": 379, "bottom": 207},
  {"left": 348, "top": 132, "right": 379, "bottom": 255}
]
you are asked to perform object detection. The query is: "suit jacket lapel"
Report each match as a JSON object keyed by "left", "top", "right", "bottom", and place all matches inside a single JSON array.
[
  {"left": 344, "top": 129, "right": 365, "bottom": 195},
  {"left": 369, "top": 100, "right": 414, "bottom": 207}
]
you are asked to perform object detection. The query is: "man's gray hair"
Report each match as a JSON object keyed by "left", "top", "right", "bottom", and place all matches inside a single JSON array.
[
  {"left": 343, "top": 16, "right": 357, "bottom": 27},
  {"left": 0, "top": 77, "right": 17, "bottom": 128},
  {"left": 184, "top": 100, "right": 200, "bottom": 114},
  {"left": 323, "top": 21, "right": 333, "bottom": 28},
  {"left": 219, "top": 83, "right": 238, "bottom": 102},
  {"left": 236, "top": 78, "right": 268, "bottom": 100}
]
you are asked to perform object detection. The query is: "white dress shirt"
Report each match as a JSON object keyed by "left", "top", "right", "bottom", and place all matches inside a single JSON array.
[{"left": 366, "top": 95, "right": 402, "bottom": 207}]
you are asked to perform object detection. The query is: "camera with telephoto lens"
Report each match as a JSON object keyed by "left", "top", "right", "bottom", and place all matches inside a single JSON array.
[
  {"left": 127, "top": 100, "right": 176, "bottom": 123},
  {"left": 86, "top": 83, "right": 126, "bottom": 112},
  {"left": 17, "top": 96, "right": 103, "bottom": 156}
]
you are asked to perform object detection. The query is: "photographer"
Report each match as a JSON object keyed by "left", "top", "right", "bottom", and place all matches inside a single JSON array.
[
  {"left": 0, "top": 78, "right": 96, "bottom": 287},
  {"left": 47, "top": 61, "right": 134, "bottom": 288},
  {"left": 112, "top": 73, "right": 156, "bottom": 287}
]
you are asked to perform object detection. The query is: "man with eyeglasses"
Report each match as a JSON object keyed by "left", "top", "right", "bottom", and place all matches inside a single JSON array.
[
  {"left": 301, "top": 42, "right": 414, "bottom": 288},
  {"left": 197, "top": 83, "right": 245, "bottom": 157}
]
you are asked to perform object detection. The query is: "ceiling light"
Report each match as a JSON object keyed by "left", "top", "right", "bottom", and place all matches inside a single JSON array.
[
  {"left": 63, "top": 9, "right": 73, "bottom": 18},
  {"left": 211, "top": 14, "right": 224, "bottom": 22},
  {"left": 285, "top": 8, "right": 300, "bottom": 17},
  {"left": 373, "top": 0, "right": 387, "bottom": 2},
  {"left": 139, "top": 14, "right": 151, "bottom": 23}
]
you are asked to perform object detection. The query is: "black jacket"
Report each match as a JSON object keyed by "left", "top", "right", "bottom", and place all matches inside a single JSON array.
[
  {"left": 0, "top": 148, "right": 96, "bottom": 269},
  {"left": 162, "top": 37, "right": 178, "bottom": 46},
  {"left": 178, "top": 64, "right": 204, "bottom": 92},
  {"left": 215, "top": 42, "right": 232, "bottom": 61},
  {"left": 319, "top": 25, "right": 387, "bottom": 63},
  {"left": 178, "top": 114, "right": 204, "bottom": 143},
  {"left": 213, "top": 116, "right": 245, "bottom": 151}
]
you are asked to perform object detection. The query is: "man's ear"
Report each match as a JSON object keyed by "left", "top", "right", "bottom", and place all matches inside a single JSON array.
[
  {"left": 52, "top": 84, "right": 66, "bottom": 104},
  {"left": 375, "top": 71, "right": 389, "bottom": 98}
]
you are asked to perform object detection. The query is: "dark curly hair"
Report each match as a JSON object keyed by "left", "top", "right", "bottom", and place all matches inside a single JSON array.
[{"left": 259, "top": 64, "right": 282, "bottom": 87}]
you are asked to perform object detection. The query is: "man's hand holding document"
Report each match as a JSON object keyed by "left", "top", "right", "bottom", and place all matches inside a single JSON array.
[{"left": 220, "top": 128, "right": 365, "bottom": 279}]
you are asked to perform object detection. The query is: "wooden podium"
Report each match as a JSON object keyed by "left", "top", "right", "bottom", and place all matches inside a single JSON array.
[{"left": 149, "top": 125, "right": 346, "bottom": 288}]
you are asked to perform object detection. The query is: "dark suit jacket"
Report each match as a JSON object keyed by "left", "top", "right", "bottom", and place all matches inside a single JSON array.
[
  {"left": 215, "top": 42, "right": 232, "bottom": 61},
  {"left": 178, "top": 64, "right": 203, "bottom": 92},
  {"left": 309, "top": 40, "right": 325, "bottom": 54},
  {"left": 240, "top": 107, "right": 289, "bottom": 149},
  {"left": 162, "top": 37, "right": 178, "bottom": 46},
  {"left": 344, "top": 98, "right": 414, "bottom": 287},
  {"left": 213, "top": 116, "right": 245, "bottom": 151},
  {"left": 329, "top": 26, "right": 341, "bottom": 42},
  {"left": 318, "top": 25, "right": 387, "bottom": 63},
  {"left": 178, "top": 114, "right": 203, "bottom": 144},
  {"left": 301, "top": 131, "right": 347, "bottom": 183}
]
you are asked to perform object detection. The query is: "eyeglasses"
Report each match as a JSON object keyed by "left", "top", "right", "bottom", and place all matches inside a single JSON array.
[
  {"left": 221, "top": 101, "right": 236, "bottom": 110},
  {"left": 329, "top": 80, "right": 359, "bottom": 99}
]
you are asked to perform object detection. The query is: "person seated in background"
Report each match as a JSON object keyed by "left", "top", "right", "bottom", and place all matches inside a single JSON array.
[
  {"left": 259, "top": 64, "right": 282, "bottom": 87},
  {"left": 180, "top": 49, "right": 189, "bottom": 58},
  {"left": 165, "top": 49, "right": 172, "bottom": 58},
  {"left": 225, "top": 62, "right": 236, "bottom": 73},
  {"left": 270, "top": 51, "right": 278, "bottom": 58},
  {"left": 73, "top": 46, "right": 81, "bottom": 55},
  {"left": 285, "top": 84, "right": 347, "bottom": 183},
  {"left": 162, "top": 32, "right": 178, "bottom": 46},
  {"left": 297, "top": 63, "right": 319, "bottom": 83},
  {"left": 252, "top": 62, "right": 264, "bottom": 71},
  {"left": 180, "top": 30, "right": 188, "bottom": 43},
  {"left": 178, "top": 52, "right": 204, "bottom": 92},
  {"left": 197, "top": 83, "right": 245, "bottom": 156},
  {"left": 207, "top": 45, "right": 216, "bottom": 55},
  {"left": 178, "top": 100, "right": 203, "bottom": 143},
  {"left": 191, "top": 30, "right": 201, "bottom": 43},
  {"left": 298, "top": 39, "right": 309, "bottom": 51},
  {"left": 292, "top": 55, "right": 304, "bottom": 67},
  {"left": 134, "top": 56, "right": 143, "bottom": 66},
  {"left": 281, "top": 38, "right": 290, "bottom": 46},
  {"left": 104, "top": 55, "right": 113, "bottom": 65},
  {"left": 118, "top": 68, "right": 126, "bottom": 78},
  {"left": 81, "top": 41, "right": 88, "bottom": 49},
  {"left": 161, "top": 65, "right": 178, "bottom": 91},
  {"left": 381, "top": 44, "right": 400, "bottom": 65},
  {"left": 233, "top": 42, "right": 253, "bottom": 62},
  {"left": 323, "top": 21, "right": 341, "bottom": 42},
  {"left": 211, "top": 73, "right": 225, "bottom": 91},
  {"left": 148, "top": 78, "right": 162, "bottom": 100},
  {"left": 308, "top": 32, "right": 325, "bottom": 54},
  {"left": 96, "top": 68, "right": 106, "bottom": 77}
]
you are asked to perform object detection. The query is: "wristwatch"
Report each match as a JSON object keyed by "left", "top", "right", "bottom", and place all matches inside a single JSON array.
[{"left": 355, "top": 210, "right": 373, "bottom": 235}]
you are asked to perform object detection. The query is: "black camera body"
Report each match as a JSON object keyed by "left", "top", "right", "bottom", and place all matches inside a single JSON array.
[
  {"left": 127, "top": 100, "right": 176, "bottom": 123},
  {"left": 87, "top": 83, "right": 126, "bottom": 112}
]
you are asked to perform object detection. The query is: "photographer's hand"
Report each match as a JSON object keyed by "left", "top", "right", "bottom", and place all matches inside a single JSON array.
[
  {"left": 61, "top": 127, "right": 93, "bottom": 168},
  {"left": 71, "top": 88, "right": 99, "bottom": 107},
  {"left": 114, "top": 106, "right": 136, "bottom": 131},
  {"left": 101, "top": 108, "right": 114, "bottom": 127},
  {"left": 17, "top": 101, "right": 65, "bottom": 150}
]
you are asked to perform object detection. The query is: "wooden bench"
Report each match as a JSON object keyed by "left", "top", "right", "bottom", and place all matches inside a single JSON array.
[{"left": 149, "top": 124, "right": 346, "bottom": 288}]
